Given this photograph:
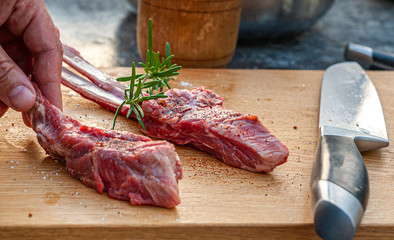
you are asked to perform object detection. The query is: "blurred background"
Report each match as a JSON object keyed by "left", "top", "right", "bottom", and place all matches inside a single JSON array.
[{"left": 45, "top": 0, "right": 394, "bottom": 69}]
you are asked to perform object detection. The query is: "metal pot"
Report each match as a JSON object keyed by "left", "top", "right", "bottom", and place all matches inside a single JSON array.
[{"left": 239, "top": 0, "right": 335, "bottom": 39}]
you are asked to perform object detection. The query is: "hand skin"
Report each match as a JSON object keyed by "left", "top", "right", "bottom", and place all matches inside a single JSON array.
[{"left": 0, "top": 0, "right": 63, "bottom": 126}]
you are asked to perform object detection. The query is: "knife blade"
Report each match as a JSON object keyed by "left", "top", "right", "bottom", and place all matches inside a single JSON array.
[{"left": 310, "top": 62, "right": 389, "bottom": 240}]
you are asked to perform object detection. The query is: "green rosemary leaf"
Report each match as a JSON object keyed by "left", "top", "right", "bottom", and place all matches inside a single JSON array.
[
  {"left": 163, "top": 79, "right": 171, "bottom": 89},
  {"left": 126, "top": 105, "right": 134, "bottom": 118},
  {"left": 159, "top": 55, "right": 174, "bottom": 70},
  {"left": 138, "top": 94, "right": 167, "bottom": 102},
  {"left": 154, "top": 52, "right": 160, "bottom": 69},
  {"left": 112, "top": 100, "right": 126, "bottom": 130},
  {"left": 133, "top": 77, "right": 143, "bottom": 99},
  {"left": 141, "top": 80, "right": 161, "bottom": 89},
  {"left": 145, "top": 50, "right": 150, "bottom": 69},
  {"left": 117, "top": 76, "right": 132, "bottom": 82},
  {"left": 166, "top": 42, "right": 171, "bottom": 68},
  {"left": 117, "top": 73, "right": 144, "bottom": 82},
  {"left": 153, "top": 66, "right": 182, "bottom": 78},
  {"left": 132, "top": 105, "right": 146, "bottom": 131},
  {"left": 135, "top": 103, "right": 144, "bottom": 118},
  {"left": 129, "top": 64, "right": 136, "bottom": 100}
]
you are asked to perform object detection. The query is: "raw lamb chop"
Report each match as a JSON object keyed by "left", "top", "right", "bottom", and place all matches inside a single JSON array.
[
  {"left": 140, "top": 87, "right": 288, "bottom": 172},
  {"left": 62, "top": 44, "right": 289, "bottom": 172},
  {"left": 27, "top": 84, "right": 182, "bottom": 208}
]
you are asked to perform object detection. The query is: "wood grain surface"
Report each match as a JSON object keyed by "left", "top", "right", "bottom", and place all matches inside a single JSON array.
[{"left": 0, "top": 68, "right": 393, "bottom": 239}]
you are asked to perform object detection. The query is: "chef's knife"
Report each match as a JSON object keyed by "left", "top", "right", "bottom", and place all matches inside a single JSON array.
[{"left": 311, "top": 62, "right": 389, "bottom": 240}]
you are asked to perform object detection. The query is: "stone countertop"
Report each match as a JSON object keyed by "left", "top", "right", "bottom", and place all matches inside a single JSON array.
[{"left": 45, "top": 0, "right": 394, "bottom": 70}]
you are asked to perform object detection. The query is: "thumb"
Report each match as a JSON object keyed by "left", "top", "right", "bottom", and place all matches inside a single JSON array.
[{"left": 0, "top": 46, "right": 36, "bottom": 112}]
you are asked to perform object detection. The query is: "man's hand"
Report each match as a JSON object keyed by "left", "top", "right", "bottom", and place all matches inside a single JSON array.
[{"left": 0, "top": 0, "right": 63, "bottom": 121}]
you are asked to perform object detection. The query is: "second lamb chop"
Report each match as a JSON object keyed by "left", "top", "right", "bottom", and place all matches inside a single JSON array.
[{"left": 27, "top": 83, "right": 182, "bottom": 208}]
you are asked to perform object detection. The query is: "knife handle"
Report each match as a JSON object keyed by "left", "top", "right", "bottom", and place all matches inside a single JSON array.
[
  {"left": 373, "top": 49, "right": 394, "bottom": 69},
  {"left": 345, "top": 42, "right": 394, "bottom": 70},
  {"left": 311, "top": 135, "right": 369, "bottom": 240}
]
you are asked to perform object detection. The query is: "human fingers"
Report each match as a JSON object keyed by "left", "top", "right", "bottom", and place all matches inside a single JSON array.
[
  {"left": 0, "top": 100, "right": 9, "bottom": 117},
  {"left": 0, "top": 45, "right": 36, "bottom": 112},
  {"left": 22, "top": 112, "right": 31, "bottom": 127},
  {"left": 0, "top": 26, "right": 34, "bottom": 87},
  {"left": 0, "top": 1, "right": 35, "bottom": 114},
  {"left": 1, "top": 37, "right": 33, "bottom": 75},
  {"left": 5, "top": 0, "right": 63, "bottom": 110},
  {"left": 0, "top": 1, "right": 17, "bottom": 26}
]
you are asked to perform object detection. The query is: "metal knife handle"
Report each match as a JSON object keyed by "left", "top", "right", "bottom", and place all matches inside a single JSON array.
[
  {"left": 373, "top": 49, "right": 394, "bottom": 69},
  {"left": 344, "top": 42, "right": 394, "bottom": 70},
  {"left": 311, "top": 135, "right": 369, "bottom": 240}
]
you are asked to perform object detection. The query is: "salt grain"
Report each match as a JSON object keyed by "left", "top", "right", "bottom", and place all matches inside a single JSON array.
[
  {"left": 11, "top": 166, "right": 14, "bottom": 169},
  {"left": 24, "top": 190, "right": 27, "bottom": 193},
  {"left": 180, "top": 81, "right": 193, "bottom": 87},
  {"left": 101, "top": 217, "right": 105, "bottom": 221},
  {"left": 76, "top": 217, "right": 81, "bottom": 220},
  {"left": 43, "top": 176, "right": 46, "bottom": 180}
]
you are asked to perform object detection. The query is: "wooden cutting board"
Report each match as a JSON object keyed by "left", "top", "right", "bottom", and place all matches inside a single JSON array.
[{"left": 0, "top": 68, "right": 393, "bottom": 239}]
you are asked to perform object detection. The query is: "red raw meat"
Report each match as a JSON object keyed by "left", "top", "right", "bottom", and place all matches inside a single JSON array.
[
  {"left": 62, "top": 44, "right": 289, "bottom": 172},
  {"left": 141, "top": 87, "right": 288, "bottom": 172},
  {"left": 27, "top": 84, "right": 182, "bottom": 208}
]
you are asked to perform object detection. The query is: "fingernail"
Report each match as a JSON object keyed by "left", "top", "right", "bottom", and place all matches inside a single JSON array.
[{"left": 8, "top": 85, "right": 35, "bottom": 110}]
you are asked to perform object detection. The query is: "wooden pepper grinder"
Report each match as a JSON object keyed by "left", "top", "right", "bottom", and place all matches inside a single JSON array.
[{"left": 137, "top": 0, "right": 242, "bottom": 68}]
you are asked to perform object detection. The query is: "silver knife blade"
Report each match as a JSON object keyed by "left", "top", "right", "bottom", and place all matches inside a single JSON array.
[{"left": 319, "top": 62, "right": 389, "bottom": 151}]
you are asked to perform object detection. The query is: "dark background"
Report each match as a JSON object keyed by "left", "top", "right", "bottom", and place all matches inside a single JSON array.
[{"left": 45, "top": 0, "right": 394, "bottom": 70}]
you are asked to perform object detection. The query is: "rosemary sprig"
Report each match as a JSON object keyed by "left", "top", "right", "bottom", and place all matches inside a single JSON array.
[{"left": 112, "top": 19, "right": 182, "bottom": 130}]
